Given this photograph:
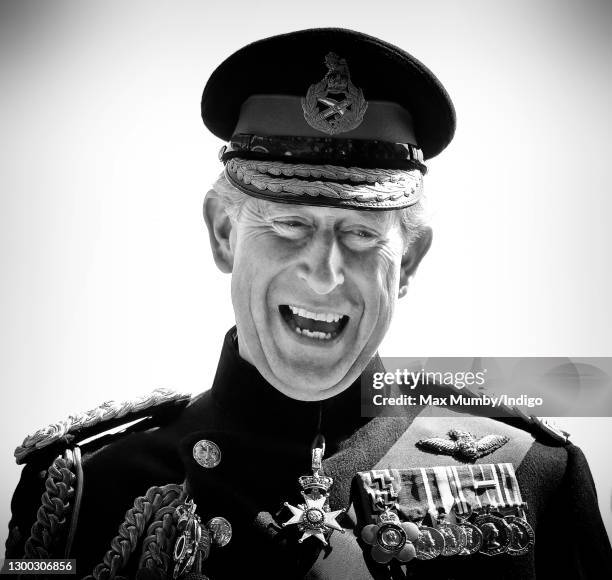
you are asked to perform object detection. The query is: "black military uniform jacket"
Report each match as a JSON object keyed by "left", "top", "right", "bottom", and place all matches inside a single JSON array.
[{"left": 6, "top": 328, "right": 612, "bottom": 579}]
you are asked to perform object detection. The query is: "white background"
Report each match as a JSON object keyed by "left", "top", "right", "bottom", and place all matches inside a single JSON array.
[{"left": 1, "top": 0, "right": 611, "bottom": 548}]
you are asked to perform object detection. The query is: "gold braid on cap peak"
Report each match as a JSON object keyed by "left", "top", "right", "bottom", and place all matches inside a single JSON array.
[{"left": 225, "top": 158, "right": 423, "bottom": 207}]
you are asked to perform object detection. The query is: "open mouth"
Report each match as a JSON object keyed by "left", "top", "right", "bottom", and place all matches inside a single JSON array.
[{"left": 279, "top": 305, "right": 350, "bottom": 341}]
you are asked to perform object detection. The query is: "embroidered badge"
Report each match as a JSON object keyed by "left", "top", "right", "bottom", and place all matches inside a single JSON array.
[
  {"left": 302, "top": 52, "right": 367, "bottom": 135},
  {"left": 416, "top": 429, "right": 509, "bottom": 462}
]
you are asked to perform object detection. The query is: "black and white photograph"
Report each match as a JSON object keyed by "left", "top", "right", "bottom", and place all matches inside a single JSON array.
[{"left": 1, "top": 1, "right": 611, "bottom": 578}]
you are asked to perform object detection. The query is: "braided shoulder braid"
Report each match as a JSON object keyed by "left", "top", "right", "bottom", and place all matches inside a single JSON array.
[
  {"left": 23, "top": 449, "right": 77, "bottom": 558},
  {"left": 138, "top": 484, "right": 186, "bottom": 576},
  {"left": 84, "top": 484, "right": 184, "bottom": 580}
]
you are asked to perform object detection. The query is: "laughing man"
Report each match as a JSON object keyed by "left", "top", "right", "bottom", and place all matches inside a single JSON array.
[{"left": 6, "top": 28, "right": 612, "bottom": 580}]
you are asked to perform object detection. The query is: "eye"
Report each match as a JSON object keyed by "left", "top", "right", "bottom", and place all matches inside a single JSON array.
[
  {"left": 347, "top": 229, "right": 374, "bottom": 238},
  {"left": 342, "top": 227, "right": 378, "bottom": 240},
  {"left": 340, "top": 227, "right": 380, "bottom": 249},
  {"left": 272, "top": 219, "right": 311, "bottom": 238},
  {"left": 277, "top": 220, "right": 306, "bottom": 228}
]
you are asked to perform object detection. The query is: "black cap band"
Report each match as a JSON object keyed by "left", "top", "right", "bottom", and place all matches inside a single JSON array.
[{"left": 221, "top": 134, "right": 427, "bottom": 173}]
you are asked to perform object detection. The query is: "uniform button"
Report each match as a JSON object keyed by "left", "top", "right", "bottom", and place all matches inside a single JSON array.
[
  {"left": 207, "top": 516, "right": 233, "bottom": 547},
  {"left": 193, "top": 439, "right": 222, "bottom": 468}
]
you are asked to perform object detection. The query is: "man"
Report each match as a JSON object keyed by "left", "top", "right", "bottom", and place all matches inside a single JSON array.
[{"left": 5, "top": 28, "right": 612, "bottom": 579}]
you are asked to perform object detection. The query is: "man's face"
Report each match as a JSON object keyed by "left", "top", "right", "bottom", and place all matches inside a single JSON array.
[{"left": 227, "top": 198, "right": 408, "bottom": 401}]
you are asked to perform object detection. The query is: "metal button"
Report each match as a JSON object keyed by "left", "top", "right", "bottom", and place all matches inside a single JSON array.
[
  {"left": 193, "top": 439, "right": 222, "bottom": 469},
  {"left": 207, "top": 516, "right": 232, "bottom": 547}
]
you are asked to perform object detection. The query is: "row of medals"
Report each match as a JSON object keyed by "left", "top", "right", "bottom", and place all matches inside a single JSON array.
[{"left": 361, "top": 504, "right": 535, "bottom": 563}]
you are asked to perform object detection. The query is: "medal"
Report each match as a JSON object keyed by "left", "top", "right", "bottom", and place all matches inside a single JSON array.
[
  {"left": 496, "top": 463, "right": 535, "bottom": 556},
  {"left": 474, "top": 508, "right": 512, "bottom": 556},
  {"left": 428, "top": 468, "right": 468, "bottom": 557},
  {"left": 173, "top": 499, "right": 210, "bottom": 579},
  {"left": 435, "top": 510, "right": 467, "bottom": 557},
  {"left": 414, "top": 524, "right": 445, "bottom": 560},
  {"left": 506, "top": 505, "right": 535, "bottom": 556},
  {"left": 445, "top": 467, "right": 483, "bottom": 557},
  {"left": 172, "top": 499, "right": 232, "bottom": 579},
  {"left": 457, "top": 520, "right": 483, "bottom": 556},
  {"left": 355, "top": 462, "right": 533, "bottom": 561},
  {"left": 282, "top": 437, "right": 345, "bottom": 546},
  {"left": 452, "top": 506, "right": 483, "bottom": 556},
  {"left": 360, "top": 504, "right": 420, "bottom": 564}
]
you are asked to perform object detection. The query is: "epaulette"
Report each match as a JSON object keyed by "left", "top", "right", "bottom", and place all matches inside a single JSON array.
[
  {"left": 459, "top": 390, "right": 572, "bottom": 445},
  {"left": 6, "top": 388, "right": 191, "bottom": 561},
  {"left": 14, "top": 387, "right": 191, "bottom": 465},
  {"left": 505, "top": 407, "right": 571, "bottom": 444},
  {"left": 418, "top": 380, "right": 572, "bottom": 445}
]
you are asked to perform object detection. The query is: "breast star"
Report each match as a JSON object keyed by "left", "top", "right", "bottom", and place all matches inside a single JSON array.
[
  {"left": 416, "top": 429, "right": 509, "bottom": 462},
  {"left": 283, "top": 494, "right": 345, "bottom": 545}
]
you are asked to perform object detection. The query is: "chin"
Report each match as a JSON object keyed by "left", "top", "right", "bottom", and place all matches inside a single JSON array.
[
  {"left": 263, "top": 358, "right": 362, "bottom": 402},
  {"left": 269, "top": 378, "right": 350, "bottom": 402}
]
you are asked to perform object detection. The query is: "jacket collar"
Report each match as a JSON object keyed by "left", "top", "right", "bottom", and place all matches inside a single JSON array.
[{"left": 209, "top": 327, "right": 376, "bottom": 444}]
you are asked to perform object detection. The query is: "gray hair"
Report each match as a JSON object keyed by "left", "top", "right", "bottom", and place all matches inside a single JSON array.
[{"left": 209, "top": 172, "right": 429, "bottom": 249}]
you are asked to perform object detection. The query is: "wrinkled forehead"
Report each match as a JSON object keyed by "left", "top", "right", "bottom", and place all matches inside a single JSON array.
[{"left": 252, "top": 197, "right": 401, "bottom": 229}]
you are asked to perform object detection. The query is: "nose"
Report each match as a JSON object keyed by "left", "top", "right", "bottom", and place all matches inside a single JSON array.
[{"left": 297, "top": 231, "right": 345, "bottom": 295}]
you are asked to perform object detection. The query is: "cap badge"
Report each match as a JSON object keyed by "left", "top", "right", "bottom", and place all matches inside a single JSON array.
[
  {"left": 302, "top": 52, "right": 367, "bottom": 135},
  {"left": 416, "top": 429, "right": 509, "bottom": 462}
]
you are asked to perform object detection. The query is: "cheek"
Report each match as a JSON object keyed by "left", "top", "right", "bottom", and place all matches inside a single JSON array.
[
  {"left": 231, "top": 228, "right": 297, "bottom": 313},
  {"left": 365, "top": 248, "right": 402, "bottom": 332},
  {"left": 355, "top": 245, "right": 402, "bottom": 298},
  {"left": 231, "top": 230, "right": 269, "bottom": 308}
]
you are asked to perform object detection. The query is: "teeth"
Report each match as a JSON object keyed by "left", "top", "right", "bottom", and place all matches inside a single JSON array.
[
  {"left": 288, "top": 305, "right": 343, "bottom": 322},
  {"left": 300, "top": 328, "right": 332, "bottom": 340}
]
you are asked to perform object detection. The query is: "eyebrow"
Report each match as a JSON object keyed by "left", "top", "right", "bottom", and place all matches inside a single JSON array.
[
  {"left": 260, "top": 202, "right": 311, "bottom": 217},
  {"left": 262, "top": 202, "right": 390, "bottom": 224}
]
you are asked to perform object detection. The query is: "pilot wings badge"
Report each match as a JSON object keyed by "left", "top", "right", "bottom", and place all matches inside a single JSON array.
[
  {"left": 302, "top": 52, "right": 368, "bottom": 135},
  {"left": 416, "top": 429, "right": 509, "bottom": 462}
]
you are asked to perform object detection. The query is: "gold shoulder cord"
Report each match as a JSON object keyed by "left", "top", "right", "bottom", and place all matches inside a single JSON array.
[
  {"left": 82, "top": 483, "right": 186, "bottom": 580},
  {"left": 5, "top": 452, "right": 191, "bottom": 579},
  {"left": 5, "top": 447, "right": 81, "bottom": 559}
]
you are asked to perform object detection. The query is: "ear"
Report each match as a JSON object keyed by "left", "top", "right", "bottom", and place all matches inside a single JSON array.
[
  {"left": 203, "top": 190, "right": 235, "bottom": 273},
  {"left": 399, "top": 227, "right": 433, "bottom": 293}
]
